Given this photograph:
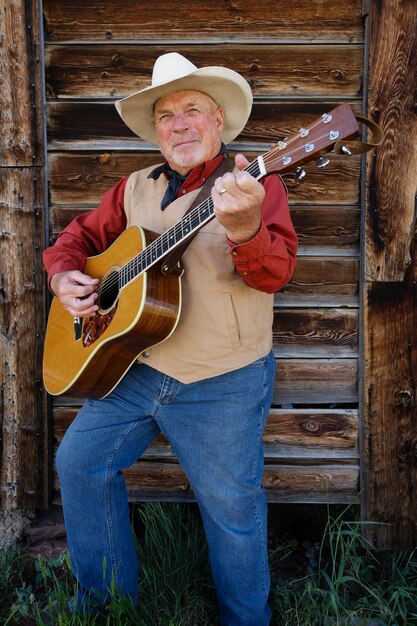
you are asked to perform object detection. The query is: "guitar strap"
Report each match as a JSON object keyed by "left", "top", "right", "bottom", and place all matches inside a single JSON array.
[
  {"left": 334, "top": 115, "right": 383, "bottom": 155},
  {"left": 161, "top": 156, "right": 235, "bottom": 275}
]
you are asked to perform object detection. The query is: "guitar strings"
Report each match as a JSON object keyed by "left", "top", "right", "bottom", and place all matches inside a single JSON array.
[{"left": 96, "top": 124, "right": 339, "bottom": 302}]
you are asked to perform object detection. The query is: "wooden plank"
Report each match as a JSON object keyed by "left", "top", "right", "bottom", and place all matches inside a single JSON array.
[
  {"left": 365, "top": 0, "right": 417, "bottom": 282},
  {"left": 273, "top": 308, "right": 358, "bottom": 357},
  {"left": 274, "top": 358, "right": 357, "bottom": 404},
  {"left": 0, "top": 0, "right": 43, "bottom": 166},
  {"left": 291, "top": 206, "right": 360, "bottom": 254},
  {"left": 363, "top": 280, "right": 417, "bottom": 549},
  {"left": 44, "top": 44, "right": 363, "bottom": 99},
  {"left": 52, "top": 407, "right": 359, "bottom": 460},
  {"left": 47, "top": 152, "right": 360, "bottom": 208},
  {"left": 42, "top": 0, "right": 364, "bottom": 43},
  {"left": 277, "top": 257, "right": 359, "bottom": 303},
  {"left": 50, "top": 354, "right": 357, "bottom": 415},
  {"left": 49, "top": 204, "right": 360, "bottom": 254},
  {"left": 0, "top": 167, "right": 47, "bottom": 509},
  {"left": 53, "top": 462, "right": 358, "bottom": 504},
  {"left": 362, "top": 0, "right": 417, "bottom": 550},
  {"left": 46, "top": 100, "right": 363, "bottom": 149}
]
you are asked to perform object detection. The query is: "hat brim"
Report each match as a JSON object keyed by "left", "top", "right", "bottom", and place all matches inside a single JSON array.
[{"left": 115, "top": 66, "right": 253, "bottom": 145}]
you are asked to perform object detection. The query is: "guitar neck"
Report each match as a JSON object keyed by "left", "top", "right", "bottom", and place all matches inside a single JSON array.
[{"left": 119, "top": 156, "right": 266, "bottom": 287}]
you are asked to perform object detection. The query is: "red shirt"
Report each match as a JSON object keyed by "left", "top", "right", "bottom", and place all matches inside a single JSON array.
[{"left": 43, "top": 155, "right": 298, "bottom": 294}]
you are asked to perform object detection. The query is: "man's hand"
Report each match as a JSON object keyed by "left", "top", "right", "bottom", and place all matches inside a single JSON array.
[
  {"left": 50, "top": 270, "right": 99, "bottom": 317},
  {"left": 212, "top": 153, "right": 265, "bottom": 244}
]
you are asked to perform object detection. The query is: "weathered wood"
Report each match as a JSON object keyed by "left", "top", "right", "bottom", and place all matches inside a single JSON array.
[
  {"left": 363, "top": 278, "right": 417, "bottom": 549},
  {"left": 45, "top": 44, "right": 363, "bottom": 99},
  {"left": 273, "top": 308, "right": 358, "bottom": 357},
  {"left": 0, "top": 168, "right": 47, "bottom": 509},
  {"left": 53, "top": 407, "right": 358, "bottom": 461},
  {"left": 291, "top": 206, "right": 360, "bottom": 254},
  {"left": 42, "top": 0, "right": 364, "bottom": 43},
  {"left": 361, "top": 0, "right": 417, "bottom": 550},
  {"left": 277, "top": 257, "right": 359, "bottom": 303},
  {"left": 49, "top": 355, "right": 357, "bottom": 409},
  {"left": 47, "top": 152, "right": 360, "bottom": 208},
  {"left": 53, "top": 462, "right": 358, "bottom": 504},
  {"left": 46, "top": 100, "right": 362, "bottom": 149},
  {"left": 365, "top": 0, "right": 417, "bottom": 282},
  {"left": 121, "top": 463, "right": 359, "bottom": 503},
  {"left": 274, "top": 358, "right": 357, "bottom": 404},
  {"left": 0, "top": 0, "right": 43, "bottom": 167},
  {"left": 49, "top": 205, "right": 360, "bottom": 254}
]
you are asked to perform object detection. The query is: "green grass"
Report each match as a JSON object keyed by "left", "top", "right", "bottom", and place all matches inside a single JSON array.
[{"left": 1, "top": 504, "right": 417, "bottom": 625}]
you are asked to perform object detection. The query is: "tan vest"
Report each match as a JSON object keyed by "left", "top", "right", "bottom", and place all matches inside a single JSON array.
[{"left": 124, "top": 164, "right": 274, "bottom": 383}]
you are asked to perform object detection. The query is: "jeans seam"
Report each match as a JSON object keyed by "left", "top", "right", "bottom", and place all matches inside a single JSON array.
[
  {"left": 104, "top": 419, "right": 139, "bottom": 586},
  {"left": 252, "top": 358, "right": 269, "bottom": 599}
]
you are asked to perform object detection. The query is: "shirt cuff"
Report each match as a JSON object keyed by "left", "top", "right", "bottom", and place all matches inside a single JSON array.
[{"left": 227, "top": 222, "right": 272, "bottom": 262}]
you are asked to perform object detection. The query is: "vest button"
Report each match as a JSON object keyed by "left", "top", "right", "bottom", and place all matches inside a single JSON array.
[
  {"left": 232, "top": 250, "right": 238, "bottom": 256},
  {"left": 182, "top": 189, "right": 187, "bottom": 194},
  {"left": 142, "top": 351, "right": 150, "bottom": 358}
]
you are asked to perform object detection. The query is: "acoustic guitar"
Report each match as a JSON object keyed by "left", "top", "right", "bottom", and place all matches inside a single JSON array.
[{"left": 43, "top": 103, "right": 362, "bottom": 399}]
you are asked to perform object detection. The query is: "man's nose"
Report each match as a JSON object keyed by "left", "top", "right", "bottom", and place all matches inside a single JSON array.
[{"left": 172, "top": 113, "right": 189, "bottom": 131}]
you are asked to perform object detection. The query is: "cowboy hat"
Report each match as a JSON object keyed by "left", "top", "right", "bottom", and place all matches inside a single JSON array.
[{"left": 115, "top": 52, "right": 253, "bottom": 146}]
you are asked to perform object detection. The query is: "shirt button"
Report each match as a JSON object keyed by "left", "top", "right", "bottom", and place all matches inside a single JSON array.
[
  {"left": 142, "top": 351, "right": 150, "bottom": 358},
  {"left": 243, "top": 271, "right": 248, "bottom": 275},
  {"left": 232, "top": 250, "right": 238, "bottom": 256}
]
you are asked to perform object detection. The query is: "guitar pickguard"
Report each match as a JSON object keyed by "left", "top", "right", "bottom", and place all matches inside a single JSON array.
[{"left": 82, "top": 303, "right": 118, "bottom": 347}]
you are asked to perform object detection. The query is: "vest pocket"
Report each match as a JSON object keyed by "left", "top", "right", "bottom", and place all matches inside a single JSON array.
[{"left": 222, "top": 292, "right": 241, "bottom": 349}]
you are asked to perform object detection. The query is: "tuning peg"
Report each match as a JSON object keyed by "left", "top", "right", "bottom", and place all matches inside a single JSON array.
[
  {"left": 341, "top": 145, "right": 353, "bottom": 156},
  {"left": 294, "top": 167, "right": 306, "bottom": 182},
  {"left": 316, "top": 156, "right": 330, "bottom": 169}
]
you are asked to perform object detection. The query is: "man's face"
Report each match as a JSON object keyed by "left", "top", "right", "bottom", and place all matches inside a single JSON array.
[{"left": 153, "top": 90, "right": 224, "bottom": 175}]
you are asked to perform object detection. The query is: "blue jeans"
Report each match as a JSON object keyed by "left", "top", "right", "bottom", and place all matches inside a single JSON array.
[{"left": 56, "top": 350, "right": 276, "bottom": 626}]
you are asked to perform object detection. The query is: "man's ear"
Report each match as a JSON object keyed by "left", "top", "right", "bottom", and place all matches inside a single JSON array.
[{"left": 216, "top": 107, "right": 225, "bottom": 132}]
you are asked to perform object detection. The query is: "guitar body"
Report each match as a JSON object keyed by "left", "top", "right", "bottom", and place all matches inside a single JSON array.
[{"left": 43, "top": 225, "right": 182, "bottom": 399}]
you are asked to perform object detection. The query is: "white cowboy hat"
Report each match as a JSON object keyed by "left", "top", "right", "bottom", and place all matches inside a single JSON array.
[{"left": 115, "top": 52, "right": 253, "bottom": 146}]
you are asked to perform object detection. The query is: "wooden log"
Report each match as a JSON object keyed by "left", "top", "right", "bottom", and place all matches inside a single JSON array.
[
  {"left": 49, "top": 354, "right": 357, "bottom": 410},
  {"left": 52, "top": 407, "right": 358, "bottom": 460},
  {"left": 365, "top": 0, "right": 417, "bottom": 282},
  {"left": 363, "top": 279, "right": 417, "bottom": 549},
  {"left": 42, "top": 0, "right": 364, "bottom": 43},
  {"left": 49, "top": 204, "right": 360, "bottom": 254},
  {"left": 46, "top": 100, "right": 362, "bottom": 149},
  {"left": 44, "top": 44, "right": 363, "bottom": 99},
  {"left": 274, "top": 358, "right": 357, "bottom": 404},
  {"left": 52, "top": 462, "right": 359, "bottom": 504},
  {"left": 0, "top": 168, "right": 47, "bottom": 509},
  {"left": 276, "top": 257, "right": 359, "bottom": 304},
  {"left": 273, "top": 308, "right": 358, "bottom": 357},
  {"left": 0, "top": 0, "right": 43, "bottom": 167},
  {"left": 47, "top": 152, "right": 360, "bottom": 208},
  {"left": 361, "top": 0, "right": 417, "bottom": 550}
]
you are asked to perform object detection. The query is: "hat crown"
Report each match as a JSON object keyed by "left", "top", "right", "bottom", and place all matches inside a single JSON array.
[{"left": 152, "top": 53, "right": 198, "bottom": 88}]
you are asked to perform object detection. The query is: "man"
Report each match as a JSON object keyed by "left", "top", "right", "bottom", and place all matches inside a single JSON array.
[{"left": 43, "top": 52, "right": 298, "bottom": 625}]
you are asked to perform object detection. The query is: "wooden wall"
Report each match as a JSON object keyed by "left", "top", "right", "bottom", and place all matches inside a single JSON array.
[
  {"left": 42, "top": 0, "right": 365, "bottom": 505},
  {"left": 0, "top": 0, "right": 48, "bottom": 510}
]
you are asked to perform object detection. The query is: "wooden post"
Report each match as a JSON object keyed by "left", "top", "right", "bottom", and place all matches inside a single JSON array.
[
  {"left": 0, "top": 0, "right": 48, "bottom": 510},
  {"left": 361, "top": 0, "right": 417, "bottom": 549}
]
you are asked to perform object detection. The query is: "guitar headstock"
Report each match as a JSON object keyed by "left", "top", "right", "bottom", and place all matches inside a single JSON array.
[{"left": 262, "top": 103, "right": 359, "bottom": 175}]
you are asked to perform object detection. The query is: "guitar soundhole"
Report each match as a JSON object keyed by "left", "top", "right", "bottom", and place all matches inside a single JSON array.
[
  {"left": 98, "top": 271, "right": 119, "bottom": 311},
  {"left": 82, "top": 271, "right": 120, "bottom": 347}
]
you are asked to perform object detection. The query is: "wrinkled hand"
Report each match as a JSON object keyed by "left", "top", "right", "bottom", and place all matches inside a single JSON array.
[
  {"left": 50, "top": 270, "right": 99, "bottom": 317},
  {"left": 211, "top": 153, "right": 265, "bottom": 244}
]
